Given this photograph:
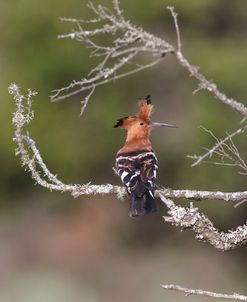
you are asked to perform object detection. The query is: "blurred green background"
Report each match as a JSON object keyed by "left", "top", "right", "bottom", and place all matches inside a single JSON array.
[{"left": 1, "top": 0, "right": 246, "bottom": 301}]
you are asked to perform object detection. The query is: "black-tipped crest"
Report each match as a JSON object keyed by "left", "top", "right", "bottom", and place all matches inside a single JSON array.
[
  {"left": 146, "top": 95, "right": 152, "bottom": 104},
  {"left": 113, "top": 116, "right": 128, "bottom": 128}
]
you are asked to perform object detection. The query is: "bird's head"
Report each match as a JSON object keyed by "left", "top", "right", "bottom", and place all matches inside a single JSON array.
[
  {"left": 113, "top": 95, "right": 153, "bottom": 135},
  {"left": 113, "top": 95, "right": 176, "bottom": 138}
]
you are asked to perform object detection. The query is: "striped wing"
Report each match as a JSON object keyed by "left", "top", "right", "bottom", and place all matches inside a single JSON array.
[{"left": 116, "top": 150, "right": 158, "bottom": 196}]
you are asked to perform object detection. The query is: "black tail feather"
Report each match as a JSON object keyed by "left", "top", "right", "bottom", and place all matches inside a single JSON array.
[{"left": 129, "top": 191, "right": 157, "bottom": 217}]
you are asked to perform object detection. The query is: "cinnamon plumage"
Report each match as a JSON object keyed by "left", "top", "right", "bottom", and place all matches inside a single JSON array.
[{"left": 114, "top": 95, "right": 176, "bottom": 217}]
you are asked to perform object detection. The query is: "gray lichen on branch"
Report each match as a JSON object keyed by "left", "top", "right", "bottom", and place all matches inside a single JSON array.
[
  {"left": 159, "top": 194, "right": 247, "bottom": 251},
  {"left": 51, "top": 0, "right": 174, "bottom": 102},
  {"left": 8, "top": 84, "right": 247, "bottom": 251},
  {"left": 51, "top": 1, "right": 247, "bottom": 118}
]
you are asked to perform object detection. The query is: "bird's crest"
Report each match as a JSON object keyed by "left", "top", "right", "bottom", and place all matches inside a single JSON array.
[
  {"left": 138, "top": 95, "right": 153, "bottom": 123},
  {"left": 113, "top": 95, "right": 153, "bottom": 128},
  {"left": 113, "top": 116, "right": 128, "bottom": 128}
]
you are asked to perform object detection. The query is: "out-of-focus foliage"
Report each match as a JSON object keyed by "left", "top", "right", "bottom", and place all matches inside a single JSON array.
[{"left": 0, "top": 1, "right": 246, "bottom": 301}]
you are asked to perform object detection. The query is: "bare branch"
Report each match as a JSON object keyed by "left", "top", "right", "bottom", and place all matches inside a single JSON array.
[
  {"left": 158, "top": 188, "right": 247, "bottom": 203},
  {"left": 51, "top": 1, "right": 174, "bottom": 105},
  {"left": 9, "top": 84, "right": 247, "bottom": 203},
  {"left": 167, "top": 6, "right": 182, "bottom": 52},
  {"left": 52, "top": 1, "right": 247, "bottom": 117},
  {"left": 234, "top": 199, "right": 247, "bottom": 208},
  {"left": 175, "top": 51, "right": 247, "bottom": 116},
  {"left": 188, "top": 126, "right": 247, "bottom": 172},
  {"left": 8, "top": 81, "right": 247, "bottom": 251},
  {"left": 72, "top": 185, "right": 247, "bottom": 203},
  {"left": 159, "top": 194, "right": 247, "bottom": 251},
  {"left": 9, "top": 83, "right": 74, "bottom": 192},
  {"left": 112, "top": 0, "right": 124, "bottom": 21},
  {"left": 162, "top": 284, "right": 247, "bottom": 301},
  {"left": 80, "top": 85, "right": 95, "bottom": 115}
]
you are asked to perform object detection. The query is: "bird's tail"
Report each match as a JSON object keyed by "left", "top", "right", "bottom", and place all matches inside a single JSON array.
[{"left": 129, "top": 191, "right": 157, "bottom": 217}]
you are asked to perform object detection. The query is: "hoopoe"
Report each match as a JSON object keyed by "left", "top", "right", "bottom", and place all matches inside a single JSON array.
[{"left": 114, "top": 95, "right": 176, "bottom": 217}]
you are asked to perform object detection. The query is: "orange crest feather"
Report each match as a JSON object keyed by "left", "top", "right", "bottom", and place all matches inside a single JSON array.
[{"left": 138, "top": 100, "right": 153, "bottom": 122}]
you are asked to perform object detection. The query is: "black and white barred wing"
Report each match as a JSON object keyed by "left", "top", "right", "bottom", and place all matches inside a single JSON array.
[
  {"left": 116, "top": 150, "right": 158, "bottom": 196},
  {"left": 140, "top": 152, "right": 158, "bottom": 190}
]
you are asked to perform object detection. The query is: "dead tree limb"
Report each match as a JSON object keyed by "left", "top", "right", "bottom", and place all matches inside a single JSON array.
[
  {"left": 50, "top": 2, "right": 247, "bottom": 117},
  {"left": 159, "top": 194, "right": 247, "bottom": 251}
]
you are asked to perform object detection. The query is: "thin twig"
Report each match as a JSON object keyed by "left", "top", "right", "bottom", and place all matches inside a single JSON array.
[
  {"left": 80, "top": 85, "right": 95, "bottom": 115},
  {"left": 167, "top": 6, "right": 182, "bottom": 52},
  {"left": 188, "top": 125, "right": 247, "bottom": 171},
  {"left": 234, "top": 199, "right": 247, "bottom": 208},
  {"left": 162, "top": 284, "right": 247, "bottom": 301}
]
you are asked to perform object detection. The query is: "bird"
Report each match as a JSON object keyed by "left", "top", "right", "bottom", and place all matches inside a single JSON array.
[{"left": 114, "top": 95, "right": 176, "bottom": 217}]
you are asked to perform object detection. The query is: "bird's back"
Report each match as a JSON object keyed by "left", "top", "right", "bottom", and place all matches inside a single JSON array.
[{"left": 116, "top": 149, "right": 158, "bottom": 216}]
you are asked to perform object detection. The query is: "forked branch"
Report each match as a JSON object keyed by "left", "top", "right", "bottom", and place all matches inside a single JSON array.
[
  {"left": 159, "top": 194, "right": 247, "bottom": 251},
  {"left": 51, "top": 0, "right": 174, "bottom": 102},
  {"left": 188, "top": 126, "right": 247, "bottom": 174},
  {"left": 51, "top": 1, "right": 247, "bottom": 117}
]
